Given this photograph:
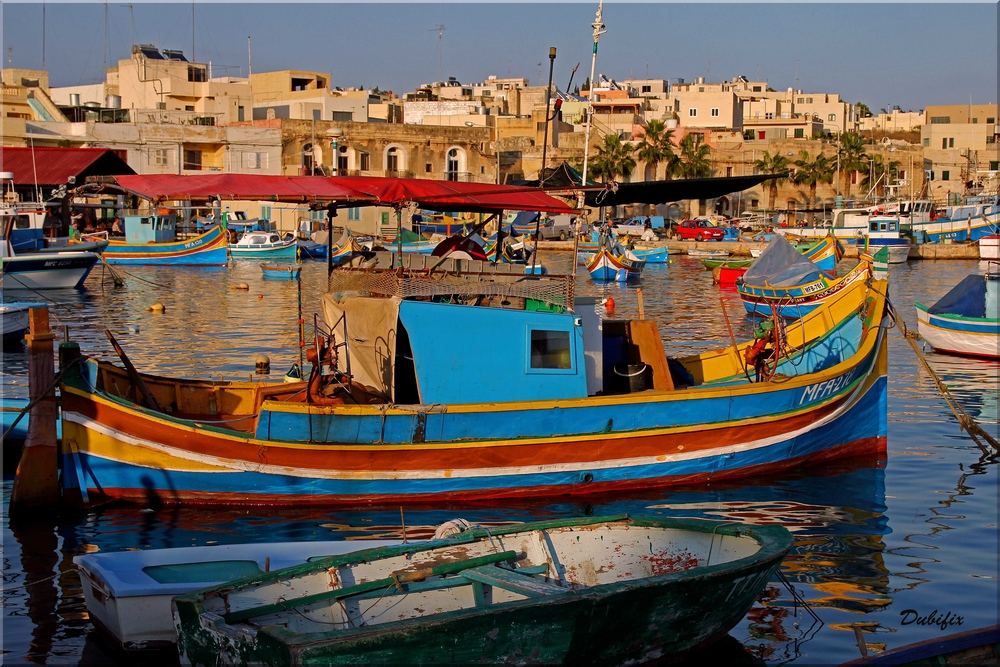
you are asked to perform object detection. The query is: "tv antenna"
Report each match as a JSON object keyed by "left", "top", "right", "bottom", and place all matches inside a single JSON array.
[{"left": 429, "top": 24, "right": 446, "bottom": 83}]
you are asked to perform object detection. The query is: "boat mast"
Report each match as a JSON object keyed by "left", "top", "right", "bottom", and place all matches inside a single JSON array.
[{"left": 574, "top": 0, "right": 606, "bottom": 272}]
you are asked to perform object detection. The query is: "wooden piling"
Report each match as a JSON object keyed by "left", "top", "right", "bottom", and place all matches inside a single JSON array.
[{"left": 10, "top": 308, "right": 60, "bottom": 514}]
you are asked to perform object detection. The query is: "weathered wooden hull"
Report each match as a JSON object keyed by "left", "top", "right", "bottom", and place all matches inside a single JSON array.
[
  {"left": 59, "top": 278, "right": 889, "bottom": 507},
  {"left": 173, "top": 516, "right": 793, "bottom": 666},
  {"left": 260, "top": 263, "right": 302, "bottom": 280},
  {"left": 103, "top": 226, "right": 229, "bottom": 266}
]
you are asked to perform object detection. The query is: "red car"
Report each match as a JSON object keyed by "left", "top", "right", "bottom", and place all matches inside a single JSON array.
[{"left": 675, "top": 219, "right": 727, "bottom": 241}]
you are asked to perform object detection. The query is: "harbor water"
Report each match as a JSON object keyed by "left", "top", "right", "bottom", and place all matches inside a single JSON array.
[{"left": 2, "top": 251, "right": 997, "bottom": 665}]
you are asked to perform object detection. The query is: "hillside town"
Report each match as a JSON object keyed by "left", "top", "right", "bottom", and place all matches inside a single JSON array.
[{"left": 3, "top": 42, "right": 998, "bottom": 234}]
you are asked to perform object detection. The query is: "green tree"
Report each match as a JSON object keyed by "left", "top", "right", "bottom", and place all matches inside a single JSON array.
[
  {"left": 676, "top": 135, "right": 712, "bottom": 179},
  {"left": 837, "top": 132, "right": 869, "bottom": 199},
  {"left": 588, "top": 133, "right": 636, "bottom": 184},
  {"left": 633, "top": 119, "right": 677, "bottom": 181},
  {"left": 855, "top": 102, "right": 872, "bottom": 118},
  {"left": 753, "top": 150, "right": 791, "bottom": 211},
  {"left": 792, "top": 150, "right": 835, "bottom": 224}
]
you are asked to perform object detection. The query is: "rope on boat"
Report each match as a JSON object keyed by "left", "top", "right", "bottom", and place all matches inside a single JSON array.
[{"left": 883, "top": 295, "right": 1000, "bottom": 455}]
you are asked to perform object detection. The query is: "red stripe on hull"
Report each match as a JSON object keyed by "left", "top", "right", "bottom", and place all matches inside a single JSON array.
[
  {"left": 66, "top": 389, "right": 853, "bottom": 473},
  {"left": 92, "top": 436, "right": 886, "bottom": 508}
]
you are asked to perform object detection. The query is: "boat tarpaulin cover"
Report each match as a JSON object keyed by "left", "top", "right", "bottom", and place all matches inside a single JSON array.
[
  {"left": 114, "top": 175, "right": 367, "bottom": 204},
  {"left": 322, "top": 293, "right": 401, "bottom": 400},
  {"left": 928, "top": 274, "right": 990, "bottom": 318},
  {"left": 742, "top": 235, "right": 823, "bottom": 287},
  {"left": 332, "top": 176, "right": 574, "bottom": 214},
  {"left": 579, "top": 174, "right": 782, "bottom": 208}
]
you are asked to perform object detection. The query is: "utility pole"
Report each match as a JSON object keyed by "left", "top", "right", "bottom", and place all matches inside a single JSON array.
[{"left": 430, "top": 24, "right": 446, "bottom": 83}]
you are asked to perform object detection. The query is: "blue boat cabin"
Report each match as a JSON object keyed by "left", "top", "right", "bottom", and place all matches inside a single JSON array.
[{"left": 123, "top": 213, "right": 177, "bottom": 243}]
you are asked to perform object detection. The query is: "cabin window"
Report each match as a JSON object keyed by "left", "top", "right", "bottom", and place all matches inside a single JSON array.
[
  {"left": 529, "top": 329, "right": 572, "bottom": 370},
  {"left": 869, "top": 221, "right": 878, "bottom": 232}
]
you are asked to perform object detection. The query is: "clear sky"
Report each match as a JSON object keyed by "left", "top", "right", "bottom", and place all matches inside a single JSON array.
[{"left": 2, "top": 2, "right": 996, "bottom": 113}]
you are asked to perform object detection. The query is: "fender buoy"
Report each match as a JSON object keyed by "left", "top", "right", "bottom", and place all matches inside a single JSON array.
[{"left": 603, "top": 297, "right": 615, "bottom": 314}]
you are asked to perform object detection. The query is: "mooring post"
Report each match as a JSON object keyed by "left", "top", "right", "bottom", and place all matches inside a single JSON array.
[{"left": 10, "top": 307, "right": 60, "bottom": 514}]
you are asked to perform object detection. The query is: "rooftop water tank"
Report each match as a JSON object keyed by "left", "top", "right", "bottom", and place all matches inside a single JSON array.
[
  {"left": 69, "top": 93, "right": 80, "bottom": 106},
  {"left": 106, "top": 94, "right": 121, "bottom": 109}
]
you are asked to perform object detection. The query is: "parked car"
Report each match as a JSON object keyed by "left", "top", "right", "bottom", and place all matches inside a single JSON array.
[
  {"left": 537, "top": 214, "right": 575, "bottom": 241},
  {"left": 675, "top": 219, "right": 727, "bottom": 241}
]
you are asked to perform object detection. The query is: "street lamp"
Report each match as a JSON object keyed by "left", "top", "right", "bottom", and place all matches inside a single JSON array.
[{"left": 329, "top": 128, "right": 344, "bottom": 176}]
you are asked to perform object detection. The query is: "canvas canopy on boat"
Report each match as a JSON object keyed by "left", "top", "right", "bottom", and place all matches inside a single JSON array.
[
  {"left": 113, "top": 174, "right": 369, "bottom": 204},
  {"left": 928, "top": 274, "right": 997, "bottom": 319},
  {"left": 322, "top": 293, "right": 401, "bottom": 399},
  {"left": 112, "top": 174, "right": 575, "bottom": 214},
  {"left": 332, "top": 176, "right": 574, "bottom": 214},
  {"left": 742, "top": 235, "right": 824, "bottom": 287}
]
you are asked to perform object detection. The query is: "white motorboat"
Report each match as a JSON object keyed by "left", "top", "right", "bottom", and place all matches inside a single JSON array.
[{"left": 74, "top": 537, "right": 409, "bottom": 650}]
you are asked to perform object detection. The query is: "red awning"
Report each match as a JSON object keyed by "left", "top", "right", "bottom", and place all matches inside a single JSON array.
[
  {"left": 333, "top": 175, "right": 575, "bottom": 214},
  {"left": 2, "top": 147, "right": 134, "bottom": 187},
  {"left": 112, "top": 174, "right": 576, "bottom": 214},
  {"left": 113, "top": 174, "right": 368, "bottom": 204}
]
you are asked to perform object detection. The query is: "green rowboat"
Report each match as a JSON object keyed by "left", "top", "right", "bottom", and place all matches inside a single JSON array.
[
  {"left": 174, "top": 515, "right": 792, "bottom": 666},
  {"left": 701, "top": 257, "right": 755, "bottom": 270}
]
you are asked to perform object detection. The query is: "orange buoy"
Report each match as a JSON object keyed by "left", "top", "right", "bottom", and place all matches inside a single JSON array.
[{"left": 604, "top": 297, "right": 615, "bottom": 314}]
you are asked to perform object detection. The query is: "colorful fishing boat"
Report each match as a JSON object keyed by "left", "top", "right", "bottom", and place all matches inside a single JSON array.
[
  {"left": 173, "top": 515, "right": 793, "bottom": 666},
  {"left": 737, "top": 235, "right": 872, "bottom": 318},
  {"left": 229, "top": 231, "right": 299, "bottom": 260},
  {"left": 102, "top": 213, "right": 229, "bottom": 266},
  {"left": 915, "top": 266, "right": 999, "bottom": 359},
  {"left": 857, "top": 215, "right": 911, "bottom": 264},
  {"left": 75, "top": 538, "right": 406, "bottom": 650},
  {"left": 586, "top": 245, "right": 645, "bottom": 282},
  {"left": 260, "top": 263, "right": 302, "bottom": 280},
  {"left": 629, "top": 245, "right": 674, "bottom": 263},
  {"left": 714, "top": 265, "right": 748, "bottom": 286},
  {"left": 58, "top": 247, "right": 889, "bottom": 507},
  {"left": 798, "top": 233, "right": 845, "bottom": 272}
]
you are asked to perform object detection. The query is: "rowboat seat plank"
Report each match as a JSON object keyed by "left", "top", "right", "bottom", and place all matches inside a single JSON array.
[{"left": 461, "top": 565, "right": 567, "bottom": 598}]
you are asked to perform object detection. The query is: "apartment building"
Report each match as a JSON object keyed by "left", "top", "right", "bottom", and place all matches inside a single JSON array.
[
  {"left": 251, "top": 70, "right": 393, "bottom": 123},
  {"left": 920, "top": 103, "right": 1000, "bottom": 201}
]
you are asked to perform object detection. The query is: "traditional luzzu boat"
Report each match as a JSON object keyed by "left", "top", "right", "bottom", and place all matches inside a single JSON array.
[
  {"left": 857, "top": 215, "right": 911, "bottom": 264},
  {"left": 229, "top": 231, "right": 299, "bottom": 260},
  {"left": 915, "top": 265, "right": 999, "bottom": 359},
  {"left": 58, "top": 248, "right": 890, "bottom": 508},
  {"left": 628, "top": 245, "right": 675, "bottom": 263},
  {"left": 737, "top": 235, "right": 872, "bottom": 318},
  {"left": 172, "top": 515, "right": 793, "bottom": 666},
  {"left": 797, "top": 233, "right": 845, "bottom": 272},
  {"left": 102, "top": 212, "right": 229, "bottom": 266},
  {"left": 701, "top": 257, "right": 754, "bottom": 270},
  {"left": 586, "top": 243, "right": 645, "bottom": 282}
]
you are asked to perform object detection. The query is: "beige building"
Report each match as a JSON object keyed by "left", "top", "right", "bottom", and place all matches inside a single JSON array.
[
  {"left": 2, "top": 68, "right": 69, "bottom": 140},
  {"left": 860, "top": 107, "right": 924, "bottom": 133},
  {"left": 250, "top": 70, "right": 395, "bottom": 123},
  {"left": 920, "top": 104, "right": 1000, "bottom": 201}
]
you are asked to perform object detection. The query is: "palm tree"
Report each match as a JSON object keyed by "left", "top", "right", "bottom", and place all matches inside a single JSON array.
[
  {"left": 633, "top": 119, "right": 676, "bottom": 181},
  {"left": 837, "top": 132, "right": 868, "bottom": 200},
  {"left": 588, "top": 133, "right": 636, "bottom": 184},
  {"left": 753, "top": 151, "right": 791, "bottom": 212},
  {"left": 792, "top": 150, "right": 835, "bottom": 225},
  {"left": 676, "top": 135, "right": 712, "bottom": 179}
]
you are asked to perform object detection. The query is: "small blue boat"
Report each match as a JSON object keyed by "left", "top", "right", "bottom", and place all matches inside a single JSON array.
[{"left": 260, "top": 263, "right": 302, "bottom": 280}]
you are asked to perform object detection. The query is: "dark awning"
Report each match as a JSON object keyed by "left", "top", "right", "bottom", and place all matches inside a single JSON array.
[{"left": 545, "top": 173, "right": 784, "bottom": 208}]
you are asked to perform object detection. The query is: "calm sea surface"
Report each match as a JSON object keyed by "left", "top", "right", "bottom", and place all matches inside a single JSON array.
[{"left": 2, "top": 250, "right": 997, "bottom": 665}]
